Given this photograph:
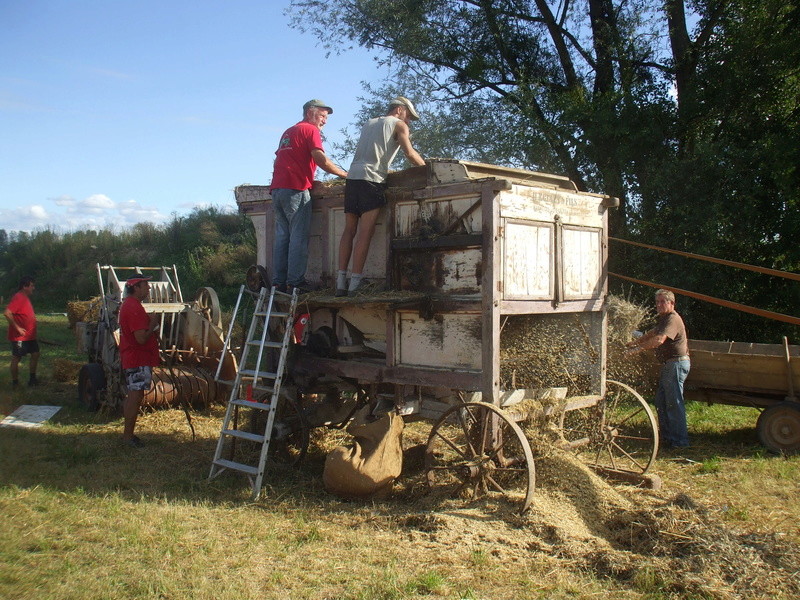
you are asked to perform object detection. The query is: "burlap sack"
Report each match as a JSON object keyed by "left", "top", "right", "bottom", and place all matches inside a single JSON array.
[{"left": 323, "top": 407, "right": 404, "bottom": 499}]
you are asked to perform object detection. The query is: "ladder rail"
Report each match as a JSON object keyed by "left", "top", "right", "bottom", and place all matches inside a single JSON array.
[
  {"left": 214, "top": 284, "right": 245, "bottom": 381},
  {"left": 209, "top": 286, "right": 301, "bottom": 499}
]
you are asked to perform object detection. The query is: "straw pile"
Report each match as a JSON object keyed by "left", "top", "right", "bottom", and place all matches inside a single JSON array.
[
  {"left": 52, "top": 358, "right": 83, "bottom": 383},
  {"left": 66, "top": 296, "right": 102, "bottom": 328}
]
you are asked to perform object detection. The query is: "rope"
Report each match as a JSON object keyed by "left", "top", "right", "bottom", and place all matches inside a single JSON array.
[
  {"left": 609, "top": 272, "right": 800, "bottom": 326},
  {"left": 609, "top": 237, "right": 800, "bottom": 282}
]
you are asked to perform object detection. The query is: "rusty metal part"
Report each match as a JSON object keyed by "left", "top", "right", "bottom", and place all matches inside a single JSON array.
[
  {"left": 425, "top": 401, "right": 535, "bottom": 513},
  {"left": 141, "top": 366, "right": 224, "bottom": 409}
]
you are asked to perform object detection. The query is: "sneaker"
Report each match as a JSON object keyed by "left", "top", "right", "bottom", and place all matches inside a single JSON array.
[
  {"left": 123, "top": 435, "right": 144, "bottom": 448},
  {"left": 334, "top": 288, "right": 348, "bottom": 297},
  {"left": 289, "top": 280, "right": 317, "bottom": 295},
  {"left": 349, "top": 278, "right": 371, "bottom": 295}
]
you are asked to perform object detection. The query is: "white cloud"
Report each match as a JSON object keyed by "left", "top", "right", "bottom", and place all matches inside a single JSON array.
[
  {"left": 0, "top": 194, "right": 170, "bottom": 233},
  {"left": 80, "top": 194, "right": 115, "bottom": 212}
]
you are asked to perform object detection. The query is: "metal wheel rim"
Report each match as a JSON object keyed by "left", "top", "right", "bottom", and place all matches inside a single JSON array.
[
  {"left": 425, "top": 401, "right": 535, "bottom": 512},
  {"left": 560, "top": 380, "right": 658, "bottom": 473}
]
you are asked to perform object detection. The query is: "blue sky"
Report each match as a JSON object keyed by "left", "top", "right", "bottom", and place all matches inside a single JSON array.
[{"left": 0, "top": 1, "right": 388, "bottom": 233}]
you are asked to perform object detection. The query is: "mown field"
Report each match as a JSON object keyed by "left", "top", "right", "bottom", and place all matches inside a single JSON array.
[{"left": 1, "top": 316, "right": 798, "bottom": 600}]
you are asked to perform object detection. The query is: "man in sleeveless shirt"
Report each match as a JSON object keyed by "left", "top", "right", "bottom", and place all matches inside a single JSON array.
[
  {"left": 626, "top": 289, "right": 691, "bottom": 448},
  {"left": 336, "top": 97, "right": 425, "bottom": 297}
]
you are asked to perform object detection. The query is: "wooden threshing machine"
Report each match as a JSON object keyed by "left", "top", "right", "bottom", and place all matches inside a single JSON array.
[
  {"left": 233, "top": 160, "right": 659, "bottom": 510},
  {"left": 77, "top": 264, "right": 236, "bottom": 411}
]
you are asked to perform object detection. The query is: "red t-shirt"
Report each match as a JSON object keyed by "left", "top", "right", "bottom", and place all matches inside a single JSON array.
[
  {"left": 269, "top": 121, "right": 324, "bottom": 191},
  {"left": 6, "top": 291, "right": 36, "bottom": 342},
  {"left": 118, "top": 296, "right": 160, "bottom": 369}
]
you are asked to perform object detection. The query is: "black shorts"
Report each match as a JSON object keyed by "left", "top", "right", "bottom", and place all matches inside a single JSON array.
[
  {"left": 11, "top": 340, "right": 39, "bottom": 358},
  {"left": 344, "top": 179, "right": 387, "bottom": 216}
]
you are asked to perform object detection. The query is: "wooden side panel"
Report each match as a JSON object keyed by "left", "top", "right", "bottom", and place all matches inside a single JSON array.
[
  {"left": 499, "top": 186, "right": 604, "bottom": 228},
  {"left": 330, "top": 206, "right": 387, "bottom": 281},
  {"left": 396, "top": 247, "right": 482, "bottom": 294},
  {"left": 394, "top": 196, "right": 483, "bottom": 237},
  {"left": 502, "top": 221, "right": 553, "bottom": 299},
  {"left": 396, "top": 311, "right": 482, "bottom": 370},
  {"left": 687, "top": 350, "right": 800, "bottom": 395},
  {"left": 562, "top": 226, "right": 602, "bottom": 299}
]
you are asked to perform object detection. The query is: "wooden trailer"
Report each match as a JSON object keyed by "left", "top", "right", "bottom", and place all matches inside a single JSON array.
[
  {"left": 686, "top": 338, "right": 800, "bottom": 453},
  {"left": 234, "top": 160, "right": 659, "bottom": 510}
]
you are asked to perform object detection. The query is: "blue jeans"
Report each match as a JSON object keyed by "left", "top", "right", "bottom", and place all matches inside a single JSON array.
[
  {"left": 271, "top": 188, "right": 312, "bottom": 287},
  {"left": 654, "top": 359, "right": 691, "bottom": 447}
]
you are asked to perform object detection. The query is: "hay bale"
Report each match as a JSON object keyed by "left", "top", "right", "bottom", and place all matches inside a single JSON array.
[
  {"left": 66, "top": 297, "right": 102, "bottom": 328},
  {"left": 52, "top": 358, "right": 83, "bottom": 383}
]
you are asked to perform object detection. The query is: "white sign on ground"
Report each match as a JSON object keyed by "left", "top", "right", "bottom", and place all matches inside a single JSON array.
[{"left": 0, "top": 405, "right": 62, "bottom": 429}]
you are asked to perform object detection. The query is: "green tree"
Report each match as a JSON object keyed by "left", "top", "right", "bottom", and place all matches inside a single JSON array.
[{"left": 290, "top": 0, "right": 800, "bottom": 342}]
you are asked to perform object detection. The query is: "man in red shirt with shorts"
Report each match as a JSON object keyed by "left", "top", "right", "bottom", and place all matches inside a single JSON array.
[
  {"left": 4, "top": 275, "right": 39, "bottom": 388},
  {"left": 118, "top": 276, "right": 160, "bottom": 448}
]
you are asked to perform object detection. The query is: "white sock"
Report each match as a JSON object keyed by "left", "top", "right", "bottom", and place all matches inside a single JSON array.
[
  {"left": 348, "top": 273, "right": 363, "bottom": 292},
  {"left": 337, "top": 270, "right": 347, "bottom": 290}
]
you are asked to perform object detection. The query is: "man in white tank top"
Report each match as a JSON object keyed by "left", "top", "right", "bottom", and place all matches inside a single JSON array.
[{"left": 336, "top": 97, "right": 426, "bottom": 296}]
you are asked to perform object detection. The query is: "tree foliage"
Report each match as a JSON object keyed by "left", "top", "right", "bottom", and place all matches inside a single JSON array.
[
  {"left": 0, "top": 208, "right": 256, "bottom": 311},
  {"left": 290, "top": 0, "right": 800, "bottom": 342}
]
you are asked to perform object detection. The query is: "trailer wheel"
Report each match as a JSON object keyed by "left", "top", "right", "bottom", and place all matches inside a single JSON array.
[
  {"left": 425, "top": 401, "right": 535, "bottom": 513},
  {"left": 78, "top": 363, "right": 106, "bottom": 412},
  {"left": 757, "top": 401, "right": 800, "bottom": 454},
  {"left": 560, "top": 380, "right": 659, "bottom": 474}
]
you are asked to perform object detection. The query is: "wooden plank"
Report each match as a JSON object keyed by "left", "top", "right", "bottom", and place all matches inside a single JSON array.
[
  {"left": 292, "top": 356, "right": 482, "bottom": 389},
  {"left": 391, "top": 233, "right": 483, "bottom": 250},
  {"left": 562, "top": 226, "right": 602, "bottom": 299},
  {"left": 499, "top": 187, "right": 605, "bottom": 228},
  {"left": 499, "top": 297, "right": 604, "bottom": 315},
  {"left": 483, "top": 186, "right": 501, "bottom": 406}
]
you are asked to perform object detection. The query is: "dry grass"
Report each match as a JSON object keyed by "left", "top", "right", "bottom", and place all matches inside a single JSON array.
[{"left": 2, "top": 315, "right": 800, "bottom": 599}]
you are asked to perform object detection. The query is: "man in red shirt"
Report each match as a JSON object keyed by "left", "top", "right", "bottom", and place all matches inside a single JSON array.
[
  {"left": 270, "top": 99, "right": 348, "bottom": 293},
  {"left": 4, "top": 275, "right": 39, "bottom": 388},
  {"left": 118, "top": 276, "right": 160, "bottom": 448}
]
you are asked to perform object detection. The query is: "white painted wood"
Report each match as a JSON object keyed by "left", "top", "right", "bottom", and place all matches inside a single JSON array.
[
  {"left": 503, "top": 221, "right": 554, "bottom": 299},
  {"left": 396, "top": 311, "right": 482, "bottom": 370},
  {"left": 562, "top": 227, "right": 602, "bottom": 299},
  {"left": 499, "top": 186, "right": 604, "bottom": 228},
  {"left": 331, "top": 205, "right": 387, "bottom": 279}
]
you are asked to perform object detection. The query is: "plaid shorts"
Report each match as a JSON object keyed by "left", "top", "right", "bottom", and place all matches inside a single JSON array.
[{"left": 124, "top": 366, "right": 153, "bottom": 391}]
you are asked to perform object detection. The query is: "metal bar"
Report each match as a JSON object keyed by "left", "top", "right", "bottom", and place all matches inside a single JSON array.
[
  {"left": 609, "top": 272, "right": 800, "bottom": 326},
  {"left": 610, "top": 237, "right": 800, "bottom": 282}
]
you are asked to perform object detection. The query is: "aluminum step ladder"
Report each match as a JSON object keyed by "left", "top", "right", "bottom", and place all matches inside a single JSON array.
[{"left": 209, "top": 284, "right": 298, "bottom": 499}]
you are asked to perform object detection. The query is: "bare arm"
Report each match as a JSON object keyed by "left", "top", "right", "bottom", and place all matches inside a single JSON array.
[
  {"left": 4, "top": 307, "right": 25, "bottom": 337},
  {"left": 626, "top": 329, "right": 667, "bottom": 353},
  {"left": 394, "top": 121, "right": 425, "bottom": 166},
  {"left": 311, "top": 149, "right": 348, "bottom": 178}
]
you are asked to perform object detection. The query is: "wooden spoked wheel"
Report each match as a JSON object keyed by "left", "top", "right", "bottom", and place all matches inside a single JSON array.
[
  {"left": 425, "top": 401, "right": 535, "bottom": 513},
  {"left": 245, "top": 264, "right": 270, "bottom": 293},
  {"left": 560, "top": 380, "right": 659, "bottom": 473}
]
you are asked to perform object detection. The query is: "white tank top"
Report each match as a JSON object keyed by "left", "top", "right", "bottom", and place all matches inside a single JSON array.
[{"left": 347, "top": 116, "right": 401, "bottom": 183}]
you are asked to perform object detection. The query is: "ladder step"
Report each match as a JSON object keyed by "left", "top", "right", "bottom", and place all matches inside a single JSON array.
[
  {"left": 213, "top": 458, "right": 259, "bottom": 476},
  {"left": 254, "top": 311, "right": 290, "bottom": 319},
  {"left": 246, "top": 340, "right": 283, "bottom": 348},
  {"left": 222, "top": 429, "right": 266, "bottom": 443},
  {"left": 240, "top": 369, "right": 278, "bottom": 379},
  {"left": 230, "top": 398, "right": 273, "bottom": 410}
]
